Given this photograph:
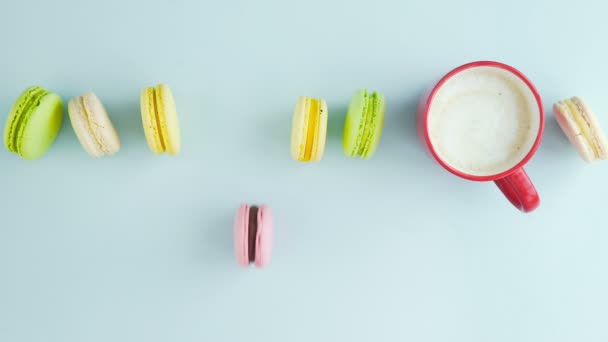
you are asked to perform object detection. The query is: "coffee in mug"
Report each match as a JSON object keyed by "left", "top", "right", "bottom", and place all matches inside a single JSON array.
[{"left": 427, "top": 66, "right": 541, "bottom": 176}]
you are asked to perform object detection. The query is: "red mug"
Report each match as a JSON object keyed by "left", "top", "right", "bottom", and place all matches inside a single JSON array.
[{"left": 416, "top": 61, "right": 545, "bottom": 213}]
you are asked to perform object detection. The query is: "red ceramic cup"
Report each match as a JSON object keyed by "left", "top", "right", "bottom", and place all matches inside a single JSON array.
[{"left": 416, "top": 61, "right": 544, "bottom": 213}]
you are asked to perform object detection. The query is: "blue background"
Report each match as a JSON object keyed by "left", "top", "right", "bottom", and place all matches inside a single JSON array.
[{"left": 1, "top": 1, "right": 607, "bottom": 341}]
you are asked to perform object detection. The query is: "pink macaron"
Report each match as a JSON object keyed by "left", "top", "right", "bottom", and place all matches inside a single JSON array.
[{"left": 234, "top": 204, "right": 273, "bottom": 268}]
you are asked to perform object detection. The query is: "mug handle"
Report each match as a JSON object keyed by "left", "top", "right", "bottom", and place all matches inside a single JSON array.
[{"left": 494, "top": 168, "right": 540, "bottom": 213}]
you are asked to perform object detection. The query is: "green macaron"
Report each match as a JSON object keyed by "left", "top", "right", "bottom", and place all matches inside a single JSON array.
[
  {"left": 3, "top": 86, "right": 63, "bottom": 160},
  {"left": 343, "top": 89, "right": 386, "bottom": 158}
]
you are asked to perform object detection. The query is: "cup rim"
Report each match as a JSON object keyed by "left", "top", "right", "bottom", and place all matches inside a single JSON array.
[{"left": 422, "top": 61, "right": 545, "bottom": 182}]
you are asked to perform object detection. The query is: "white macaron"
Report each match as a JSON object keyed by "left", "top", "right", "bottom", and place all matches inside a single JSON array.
[
  {"left": 553, "top": 96, "right": 608, "bottom": 162},
  {"left": 68, "top": 92, "right": 120, "bottom": 158}
]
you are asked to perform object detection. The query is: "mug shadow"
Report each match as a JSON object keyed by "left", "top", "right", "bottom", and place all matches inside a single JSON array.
[
  {"left": 392, "top": 95, "right": 420, "bottom": 145},
  {"left": 376, "top": 94, "right": 426, "bottom": 164}
]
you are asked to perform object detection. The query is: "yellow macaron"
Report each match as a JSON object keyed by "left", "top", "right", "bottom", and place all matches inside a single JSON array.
[
  {"left": 290, "top": 96, "right": 328, "bottom": 162},
  {"left": 140, "top": 83, "right": 181, "bottom": 155}
]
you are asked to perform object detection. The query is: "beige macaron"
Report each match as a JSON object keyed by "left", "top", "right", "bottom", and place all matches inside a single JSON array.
[
  {"left": 68, "top": 92, "right": 120, "bottom": 158},
  {"left": 553, "top": 96, "right": 608, "bottom": 162}
]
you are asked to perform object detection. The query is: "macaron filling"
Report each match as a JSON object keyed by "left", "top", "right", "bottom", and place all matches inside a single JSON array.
[
  {"left": 145, "top": 87, "right": 166, "bottom": 152},
  {"left": 7, "top": 86, "right": 49, "bottom": 153},
  {"left": 359, "top": 92, "right": 379, "bottom": 157},
  {"left": 304, "top": 98, "right": 320, "bottom": 161},
  {"left": 564, "top": 98, "right": 599, "bottom": 157},
  {"left": 248, "top": 206, "right": 259, "bottom": 263},
  {"left": 350, "top": 90, "right": 368, "bottom": 157},
  {"left": 77, "top": 96, "right": 106, "bottom": 154},
  {"left": 350, "top": 90, "right": 381, "bottom": 157}
]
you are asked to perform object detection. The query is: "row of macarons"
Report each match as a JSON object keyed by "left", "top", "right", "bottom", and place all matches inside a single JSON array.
[
  {"left": 1, "top": 84, "right": 386, "bottom": 161},
  {"left": 2, "top": 84, "right": 605, "bottom": 163},
  {"left": 293, "top": 93, "right": 608, "bottom": 163},
  {"left": 2, "top": 84, "right": 180, "bottom": 159}
]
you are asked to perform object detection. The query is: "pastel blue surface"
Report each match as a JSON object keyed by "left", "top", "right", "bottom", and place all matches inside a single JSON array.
[{"left": 1, "top": 1, "right": 607, "bottom": 341}]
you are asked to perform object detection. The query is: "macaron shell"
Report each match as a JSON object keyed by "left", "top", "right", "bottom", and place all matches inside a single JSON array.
[
  {"left": 554, "top": 100, "right": 596, "bottom": 162},
  {"left": 233, "top": 204, "right": 250, "bottom": 267},
  {"left": 19, "top": 92, "right": 63, "bottom": 160},
  {"left": 343, "top": 90, "right": 386, "bottom": 158},
  {"left": 361, "top": 92, "right": 386, "bottom": 158},
  {"left": 82, "top": 92, "right": 120, "bottom": 156},
  {"left": 573, "top": 97, "right": 608, "bottom": 160},
  {"left": 291, "top": 96, "right": 308, "bottom": 161},
  {"left": 4, "top": 86, "right": 48, "bottom": 154},
  {"left": 343, "top": 89, "right": 368, "bottom": 157},
  {"left": 68, "top": 93, "right": 120, "bottom": 158},
  {"left": 156, "top": 84, "right": 181, "bottom": 155},
  {"left": 69, "top": 97, "right": 100, "bottom": 157},
  {"left": 304, "top": 97, "right": 320, "bottom": 161},
  {"left": 141, "top": 87, "right": 164, "bottom": 154},
  {"left": 254, "top": 205, "right": 273, "bottom": 268},
  {"left": 310, "top": 99, "right": 328, "bottom": 162}
]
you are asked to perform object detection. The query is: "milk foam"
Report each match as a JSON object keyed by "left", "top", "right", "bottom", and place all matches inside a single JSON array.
[{"left": 428, "top": 66, "right": 540, "bottom": 176}]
